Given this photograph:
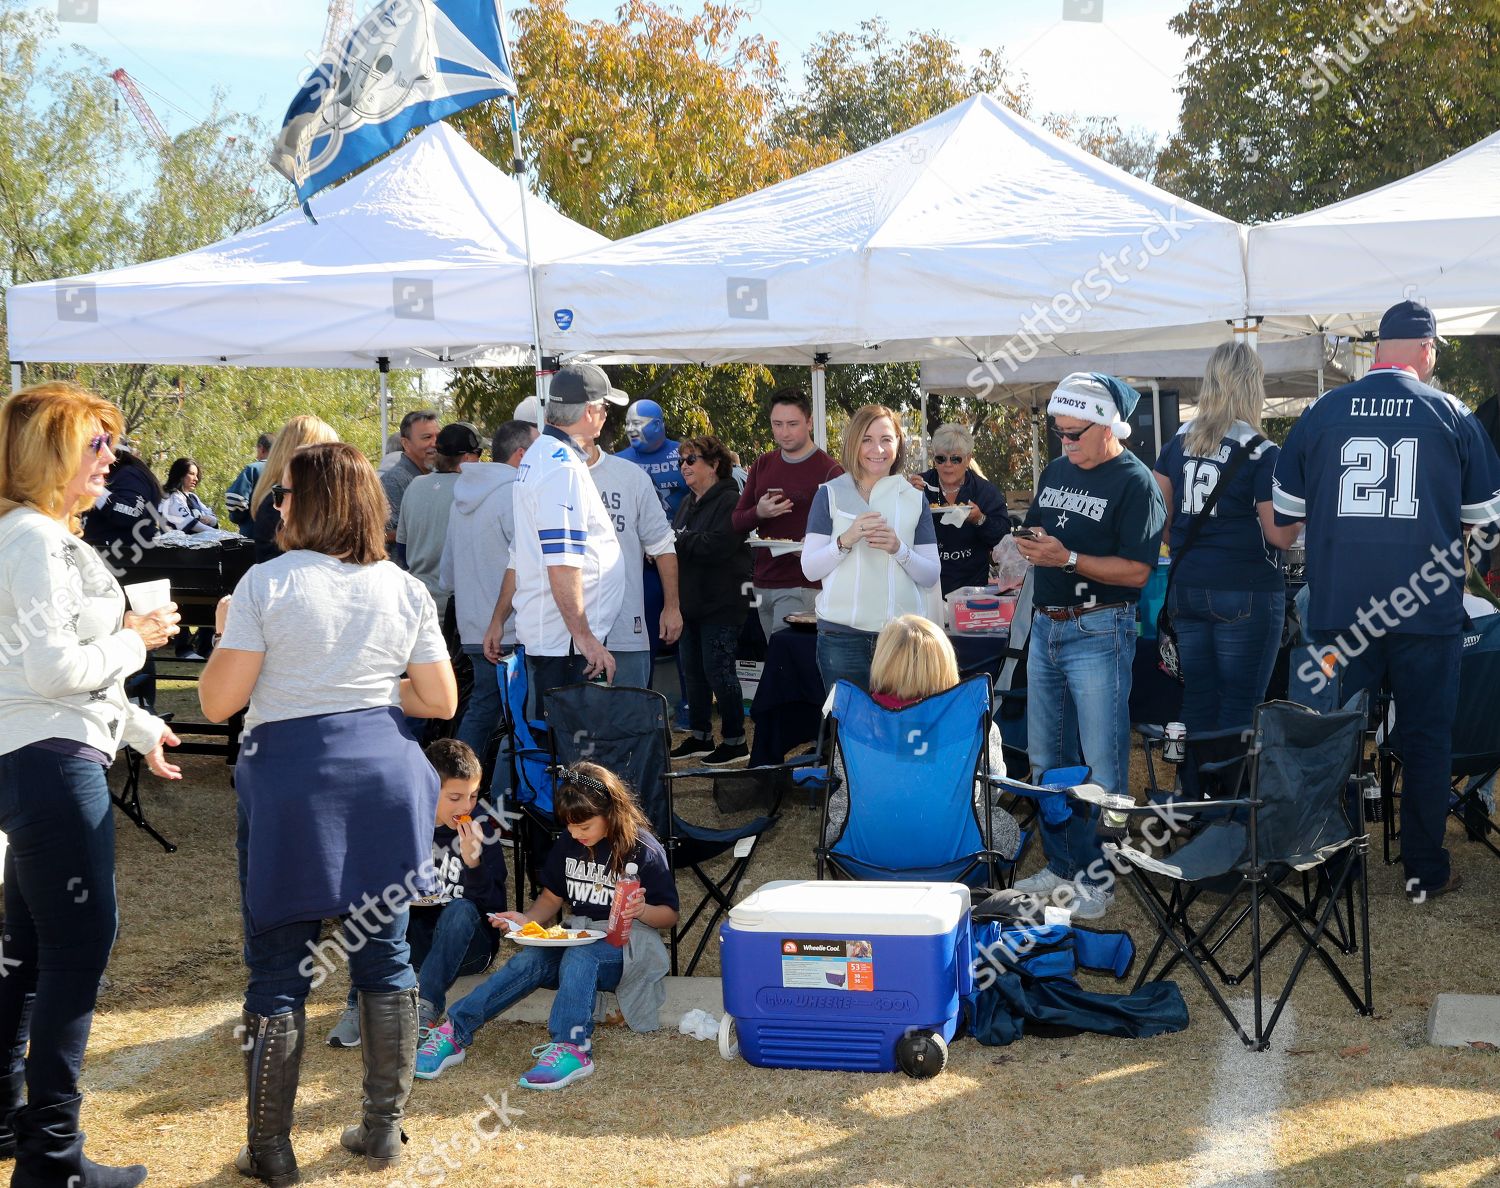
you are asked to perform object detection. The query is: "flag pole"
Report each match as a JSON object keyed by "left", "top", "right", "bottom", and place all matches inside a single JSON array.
[{"left": 496, "top": 4, "right": 549, "bottom": 419}]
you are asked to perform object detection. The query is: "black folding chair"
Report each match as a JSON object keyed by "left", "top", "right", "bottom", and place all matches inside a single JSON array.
[
  {"left": 543, "top": 682, "right": 795, "bottom": 975},
  {"left": 1106, "top": 699, "right": 1373, "bottom": 1050},
  {"left": 1379, "top": 613, "right": 1500, "bottom": 865},
  {"left": 111, "top": 671, "right": 176, "bottom": 854}
]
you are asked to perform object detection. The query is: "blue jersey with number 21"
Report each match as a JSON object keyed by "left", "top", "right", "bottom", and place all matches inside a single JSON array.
[{"left": 1272, "top": 367, "right": 1500, "bottom": 635}]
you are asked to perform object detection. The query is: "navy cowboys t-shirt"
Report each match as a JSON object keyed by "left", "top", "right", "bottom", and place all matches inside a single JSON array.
[
  {"left": 1154, "top": 421, "right": 1282, "bottom": 593},
  {"left": 1273, "top": 367, "right": 1500, "bottom": 634},
  {"left": 1025, "top": 449, "right": 1165, "bottom": 608},
  {"left": 539, "top": 830, "right": 678, "bottom": 923}
]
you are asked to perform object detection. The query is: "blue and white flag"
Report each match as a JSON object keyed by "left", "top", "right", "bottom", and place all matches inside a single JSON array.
[{"left": 271, "top": 0, "right": 516, "bottom": 207}]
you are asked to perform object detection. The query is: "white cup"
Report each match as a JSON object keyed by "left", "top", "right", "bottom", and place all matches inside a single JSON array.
[{"left": 122, "top": 579, "right": 171, "bottom": 615}]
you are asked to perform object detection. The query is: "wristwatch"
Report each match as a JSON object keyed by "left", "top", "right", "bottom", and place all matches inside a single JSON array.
[{"left": 1063, "top": 550, "right": 1079, "bottom": 574}]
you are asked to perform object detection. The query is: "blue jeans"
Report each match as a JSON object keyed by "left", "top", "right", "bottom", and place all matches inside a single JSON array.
[
  {"left": 1026, "top": 605, "right": 1137, "bottom": 886},
  {"left": 816, "top": 628, "right": 877, "bottom": 694},
  {"left": 344, "top": 898, "right": 497, "bottom": 1015},
  {"left": 0, "top": 747, "right": 119, "bottom": 1108},
  {"left": 455, "top": 646, "right": 501, "bottom": 762},
  {"left": 1306, "top": 629, "right": 1460, "bottom": 892},
  {"left": 447, "top": 938, "right": 624, "bottom": 1049},
  {"left": 611, "top": 649, "right": 653, "bottom": 690},
  {"left": 236, "top": 804, "right": 416, "bottom": 1017},
  {"left": 1170, "top": 586, "right": 1285, "bottom": 735},
  {"left": 679, "top": 620, "right": 745, "bottom": 744}
]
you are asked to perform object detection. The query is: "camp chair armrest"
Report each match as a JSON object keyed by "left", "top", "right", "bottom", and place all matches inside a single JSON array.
[
  {"left": 665, "top": 758, "right": 823, "bottom": 783},
  {"left": 985, "top": 775, "right": 1131, "bottom": 813}
]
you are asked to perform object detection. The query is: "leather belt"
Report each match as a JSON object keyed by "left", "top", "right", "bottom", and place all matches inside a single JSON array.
[{"left": 1036, "top": 601, "right": 1129, "bottom": 622}]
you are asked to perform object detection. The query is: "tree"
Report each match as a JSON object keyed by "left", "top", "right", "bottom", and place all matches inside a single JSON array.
[{"left": 0, "top": 0, "right": 412, "bottom": 508}]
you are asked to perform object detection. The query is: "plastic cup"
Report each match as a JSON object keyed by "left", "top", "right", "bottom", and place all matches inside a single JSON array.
[{"left": 122, "top": 579, "right": 171, "bottom": 615}]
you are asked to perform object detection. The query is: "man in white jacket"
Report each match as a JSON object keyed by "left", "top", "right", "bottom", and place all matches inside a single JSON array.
[{"left": 441, "top": 419, "right": 537, "bottom": 765}]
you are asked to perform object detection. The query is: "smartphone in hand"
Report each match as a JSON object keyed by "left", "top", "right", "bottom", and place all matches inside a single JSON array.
[{"left": 1012, "top": 525, "right": 1041, "bottom": 541}]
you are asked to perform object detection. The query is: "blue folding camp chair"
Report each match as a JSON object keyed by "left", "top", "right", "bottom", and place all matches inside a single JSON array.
[
  {"left": 494, "top": 649, "right": 562, "bottom": 896},
  {"left": 1379, "top": 612, "right": 1500, "bottom": 865},
  {"left": 816, "top": 676, "right": 1009, "bottom": 887}
]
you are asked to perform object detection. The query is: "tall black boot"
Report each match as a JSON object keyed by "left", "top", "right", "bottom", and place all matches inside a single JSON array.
[
  {"left": 0, "top": 1067, "right": 24, "bottom": 1159},
  {"left": 234, "top": 1008, "right": 303, "bottom": 1187},
  {"left": 10, "top": 1093, "right": 146, "bottom": 1187},
  {"left": 339, "top": 988, "right": 417, "bottom": 1170}
]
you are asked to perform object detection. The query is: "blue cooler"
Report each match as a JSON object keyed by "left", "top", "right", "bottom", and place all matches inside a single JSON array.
[{"left": 719, "top": 880, "right": 971, "bottom": 1076}]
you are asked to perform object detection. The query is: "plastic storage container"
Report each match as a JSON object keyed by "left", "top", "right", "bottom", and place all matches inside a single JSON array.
[
  {"left": 719, "top": 880, "right": 971, "bottom": 1076},
  {"left": 945, "top": 585, "right": 1017, "bottom": 634}
]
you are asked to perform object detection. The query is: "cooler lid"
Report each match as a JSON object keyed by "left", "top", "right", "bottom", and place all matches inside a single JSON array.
[{"left": 727, "top": 880, "right": 970, "bottom": 936}]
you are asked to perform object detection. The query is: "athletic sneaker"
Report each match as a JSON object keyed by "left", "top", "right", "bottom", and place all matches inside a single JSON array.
[
  {"left": 517, "top": 1042, "right": 593, "bottom": 1090},
  {"left": 670, "top": 736, "right": 715, "bottom": 760},
  {"left": 1009, "top": 867, "right": 1067, "bottom": 896},
  {"left": 702, "top": 741, "right": 749, "bottom": 767},
  {"left": 326, "top": 1006, "right": 361, "bottom": 1048},
  {"left": 1066, "top": 883, "right": 1114, "bottom": 921},
  {"left": 418, "top": 998, "right": 440, "bottom": 1041},
  {"left": 414, "top": 1021, "right": 466, "bottom": 1080}
]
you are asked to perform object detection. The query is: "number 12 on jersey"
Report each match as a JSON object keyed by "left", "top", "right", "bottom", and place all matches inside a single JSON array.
[{"left": 1338, "top": 436, "right": 1419, "bottom": 518}]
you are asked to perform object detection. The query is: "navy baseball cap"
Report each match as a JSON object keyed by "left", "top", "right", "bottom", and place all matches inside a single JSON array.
[
  {"left": 435, "top": 421, "right": 482, "bottom": 456},
  {"left": 549, "top": 363, "right": 628, "bottom": 406},
  {"left": 1378, "top": 299, "right": 1445, "bottom": 343}
]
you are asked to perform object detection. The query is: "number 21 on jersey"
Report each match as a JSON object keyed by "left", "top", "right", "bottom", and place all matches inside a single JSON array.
[{"left": 1338, "top": 436, "right": 1419, "bottom": 518}]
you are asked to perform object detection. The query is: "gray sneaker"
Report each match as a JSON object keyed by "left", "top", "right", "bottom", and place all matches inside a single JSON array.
[
  {"left": 1064, "top": 883, "right": 1114, "bottom": 921},
  {"left": 1010, "top": 867, "right": 1067, "bottom": 896},
  {"left": 418, "top": 998, "right": 440, "bottom": 1038},
  {"left": 326, "top": 1005, "right": 361, "bottom": 1048}
]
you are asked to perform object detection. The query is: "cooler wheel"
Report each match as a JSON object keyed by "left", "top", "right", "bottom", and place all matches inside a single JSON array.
[
  {"left": 895, "top": 1029, "right": 948, "bottom": 1079},
  {"left": 718, "top": 1013, "right": 739, "bottom": 1060}
]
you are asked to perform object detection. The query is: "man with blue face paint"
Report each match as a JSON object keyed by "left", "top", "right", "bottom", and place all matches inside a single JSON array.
[{"left": 616, "top": 399, "right": 688, "bottom": 520}]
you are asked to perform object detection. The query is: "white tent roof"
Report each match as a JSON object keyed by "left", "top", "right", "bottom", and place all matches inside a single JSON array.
[
  {"left": 539, "top": 94, "right": 1249, "bottom": 365},
  {"left": 6, "top": 123, "right": 607, "bottom": 369},
  {"left": 1247, "top": 128, "right": 1500, "bottom": 338}
]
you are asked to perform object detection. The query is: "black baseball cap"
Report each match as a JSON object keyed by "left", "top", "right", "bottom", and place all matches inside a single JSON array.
[
  {"left": 549, "top": 362, "right": 628, "bottom": 406},
  {"left": 435, "top": 421, "right": 483, "bottom": 456},
  {"left": 1378, "top": 299, "right": 1445, "bottom": 343}
]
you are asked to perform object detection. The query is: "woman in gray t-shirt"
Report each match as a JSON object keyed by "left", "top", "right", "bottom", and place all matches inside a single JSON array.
[{"left": 200, "top": 442, "right": 455, "bottom": 1184}]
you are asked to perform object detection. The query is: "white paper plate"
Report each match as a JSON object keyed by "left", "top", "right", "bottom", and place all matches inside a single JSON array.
[{"left": 504, "top": 926, "right": 606, "bottom": 948}]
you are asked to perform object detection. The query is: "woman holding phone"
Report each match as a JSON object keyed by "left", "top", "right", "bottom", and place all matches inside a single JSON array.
[
  {"left": 0, "top": 382, "right": 181, "bottom": 1186},
  {"left": 801, "top": 405, "right": 940, "bottom": 691}
]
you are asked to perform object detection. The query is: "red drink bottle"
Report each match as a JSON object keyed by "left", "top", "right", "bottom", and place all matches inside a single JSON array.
[{"left": 605, "top": 863, "right": 641, "bottom": 948}]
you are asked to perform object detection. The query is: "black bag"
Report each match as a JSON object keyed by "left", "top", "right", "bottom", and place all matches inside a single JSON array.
[{"left": 1158, "top": 434, "right": 1266, "bottom": 683}]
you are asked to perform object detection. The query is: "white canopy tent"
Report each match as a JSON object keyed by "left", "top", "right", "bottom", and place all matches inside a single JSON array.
[
  {"left": 6, "top": 122, "right": 606, "bottom": 431},
  {"left": 540, "top": 94, "right": 1252, "bottom": 442},
  {"left": 1247, "top": 128, "right": 1500, "bottom": 339}
]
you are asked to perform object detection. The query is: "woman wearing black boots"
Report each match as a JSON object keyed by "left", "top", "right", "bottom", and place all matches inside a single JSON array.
[
  {"left": 200, "top": 443, "right": 455, "bottom": 1184},
  {"left": 0, "top": 383, "right": 184, "bottom": 1186}
]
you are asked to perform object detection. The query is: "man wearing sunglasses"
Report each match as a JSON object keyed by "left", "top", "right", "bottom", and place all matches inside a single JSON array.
[{"left": 1007, "top": 373, "right": 1165, "bottom": 919}]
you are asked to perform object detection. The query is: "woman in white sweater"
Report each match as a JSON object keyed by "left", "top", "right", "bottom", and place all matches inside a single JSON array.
[
  {"left": 0, "top": 382, "right": 181, "bottom": 1187},
  {"left": 801, "top": 404, "right": 940, "bottom": 691}
]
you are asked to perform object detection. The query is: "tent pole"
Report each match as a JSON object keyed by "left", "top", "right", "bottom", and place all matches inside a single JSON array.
[
  {"left": 9, "top": 364, "right": 21, "bottom": 394},
  {"left": 378, "top": 356, "right": 390, "bottom": 445},
  {"left": 918, "top": 387, "right": 929, "bottom": 470},
  {"left": 1030, "top": 406, "right": 1042, "bottom": 488},
  {"left": 503, "top": 93, "right": 550, "bottom": 405},
  {"left": 811, "top": 352, "right": 829, "bottom": 452}
]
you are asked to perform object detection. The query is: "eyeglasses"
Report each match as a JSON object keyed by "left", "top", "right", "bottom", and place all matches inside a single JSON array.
[
  {"left": 270, "top": 484, "right": 293, "bottom": 509},
  {"left": 932, "top": 453, "right": 967, "bottom": 465},
  {"left": 677, "top": 454, "right": 702, "bottom": 467},
  {"left": 1050, "top": 422, "right": 1096, "bottom": 443},
  {"left": 88, "top": 433, "right": 114, "bottom": 455}
]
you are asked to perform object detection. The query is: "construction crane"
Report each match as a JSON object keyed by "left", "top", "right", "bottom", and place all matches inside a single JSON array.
[
  {"left": 110, "top": 68, "right": 168, "bottom": 146},
  {"left": 321, "top": 0, "right": 354, "bottom": 61}
]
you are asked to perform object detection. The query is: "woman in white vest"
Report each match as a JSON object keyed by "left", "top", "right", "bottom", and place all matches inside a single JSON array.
[{"left": 802, "top": 404, "right": 940, "bottom": 690}]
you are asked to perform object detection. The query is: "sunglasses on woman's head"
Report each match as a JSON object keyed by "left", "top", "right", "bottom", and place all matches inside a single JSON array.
[
  {"left": 88, "top": 433, "right": 114, "bottom": 455},
  {"left": 270, "top": 483, "right": 293, "bottom": 509},
  {"left": 932, "top": 453, "right": 966, "bottom": 465},
  {"left": 1050, "top": 422, "right": 1095, "bottom": 443},
  {"left": 677, "top": 453, "right": 702, "bottom": 467}
]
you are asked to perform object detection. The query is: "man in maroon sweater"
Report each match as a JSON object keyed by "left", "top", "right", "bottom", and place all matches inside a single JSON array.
[{"left": 731, "top": 389, "right": 844, "bottom": 641}]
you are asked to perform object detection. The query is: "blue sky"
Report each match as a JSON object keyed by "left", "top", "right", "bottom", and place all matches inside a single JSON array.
[{"left": 52, "top": 0, "right": 1189, "bottom": 145}]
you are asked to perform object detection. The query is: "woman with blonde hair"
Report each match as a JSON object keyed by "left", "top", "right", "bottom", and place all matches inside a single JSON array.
[
  {"left": 913, "top": 422, "right": 1009, "bottom": 594},
  {"left": 1154, "top": 342, "right": 1300, "bottom": 784},
  {"left": 802, "top": 405, "right": 940, "bottom": 691},
  {"left": 824, "top": 615, "right": 1019, "bottom": 858},
  {"left": 201, "top": 442, "right": 455, "bottom": 1183},
  {"left": 249, "top": 414, "right": 338, "bottom": 563},
  {"left": 0, "top": 382, "right": 182, "bottom": 1186}
]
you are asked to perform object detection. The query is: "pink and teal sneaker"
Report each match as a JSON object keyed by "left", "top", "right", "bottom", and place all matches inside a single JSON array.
[
  {"left": 517, "top": 1042, "right": 593, "bottom": 1090},
  {"left": 414, "top": 1020, "right": 466, "bottom": 1080}
]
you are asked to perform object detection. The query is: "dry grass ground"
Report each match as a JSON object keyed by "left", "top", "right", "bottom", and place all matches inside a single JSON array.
[{"left": 49, "top": 681, "right": 1500, "bottom": 1187}]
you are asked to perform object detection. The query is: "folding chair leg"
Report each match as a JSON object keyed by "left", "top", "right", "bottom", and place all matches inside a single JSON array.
[
  {"left": 111, "top": 755, "right": 176, "bottom": 855},
  {"left": 1250, "top": 876, "right": 1266, "bottom": 1050}
]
